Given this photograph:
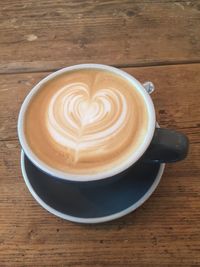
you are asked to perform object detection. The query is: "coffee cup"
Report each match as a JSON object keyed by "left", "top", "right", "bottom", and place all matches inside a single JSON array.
[{"left": 18, "top": 64, "right": 189, "bottom": 183}]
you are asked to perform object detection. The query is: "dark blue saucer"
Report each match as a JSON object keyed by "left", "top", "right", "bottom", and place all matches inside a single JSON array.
[{"left": 21, "top": 151, "right": 165, "bottom": 223}]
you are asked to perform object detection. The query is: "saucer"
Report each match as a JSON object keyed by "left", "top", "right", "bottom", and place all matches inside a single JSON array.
[{"left": 21, "top": 151, "right": 165, "bottom": 224}]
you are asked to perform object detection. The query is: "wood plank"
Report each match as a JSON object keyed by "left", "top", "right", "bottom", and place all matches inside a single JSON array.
[
  {"left": 0, "top": 63, "right": 199, "bottom": 141},
  {"left": 0, "top": 0, "right": 200, "bottom": 73},
  {"left": 0, "top": 63, "right": 200, "bottom": 266}
]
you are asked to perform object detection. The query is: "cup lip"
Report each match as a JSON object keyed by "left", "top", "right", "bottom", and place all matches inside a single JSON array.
[{"left": 18, "top": 63, "right": 156, "bottom": 182}]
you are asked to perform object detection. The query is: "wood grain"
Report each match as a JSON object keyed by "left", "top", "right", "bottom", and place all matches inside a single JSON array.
[
  {"left": 0, "top": 64, "right": 200, "bottom": 266},
  {"left": 0, "top": 0, "right": 200, "bottom": 73}
]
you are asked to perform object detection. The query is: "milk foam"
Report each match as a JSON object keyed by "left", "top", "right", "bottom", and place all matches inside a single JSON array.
[
  {"left": 24, "top": 69, "right": 148, "bottom": 174},
  {"left": 47, "top": 82, "right": 128, "bottom": 162}
]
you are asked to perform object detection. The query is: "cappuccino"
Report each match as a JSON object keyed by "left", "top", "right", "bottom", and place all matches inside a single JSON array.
[{"left": 24, "top": 69, "right": 148, "bottom": 175}]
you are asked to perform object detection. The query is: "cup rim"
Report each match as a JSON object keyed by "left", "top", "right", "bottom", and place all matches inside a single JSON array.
[{"left": 18, "top": 63, "right": 156, "bottom": 182}]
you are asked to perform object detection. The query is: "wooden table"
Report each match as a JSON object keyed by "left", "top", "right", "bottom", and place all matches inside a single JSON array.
[{"left": 0, "top": 1, "right": 200, "bottom": 266}]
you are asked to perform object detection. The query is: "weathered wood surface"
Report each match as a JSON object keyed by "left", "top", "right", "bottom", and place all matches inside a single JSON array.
[
  {"left": 0, "top": 64, "right": 200, "bottom": 266},
  {"left": 0, "top": 0, "right": 200, "bottom": 73}
]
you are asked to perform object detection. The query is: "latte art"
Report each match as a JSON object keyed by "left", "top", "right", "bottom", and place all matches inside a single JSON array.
[
  {"left": 47, "top": 82, "right": 128, "bottom": 162},
  {"left": 24, "top": 69, "right": 148, "bottom": 175}
]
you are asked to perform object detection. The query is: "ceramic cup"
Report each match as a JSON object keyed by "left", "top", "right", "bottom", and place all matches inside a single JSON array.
[{"left": 18, "top": 64, "right": 189, "bottom": 183}]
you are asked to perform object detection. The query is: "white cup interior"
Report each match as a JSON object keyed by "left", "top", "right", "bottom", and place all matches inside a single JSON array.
[{"left": 18, "top": 64, "right": 156, "bottom": 182}]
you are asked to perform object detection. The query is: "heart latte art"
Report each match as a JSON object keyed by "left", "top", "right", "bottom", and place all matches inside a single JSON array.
[
  {"left": 24, "top": 69, "right": 148, "bottom": 175},
  {"left": 47, "top": 82, "right": 128, "bottom": 161}
]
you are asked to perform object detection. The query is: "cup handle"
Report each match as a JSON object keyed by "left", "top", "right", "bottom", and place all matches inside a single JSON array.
[{"left": 141, "top": 128, "right": 189, "bottom": 163}]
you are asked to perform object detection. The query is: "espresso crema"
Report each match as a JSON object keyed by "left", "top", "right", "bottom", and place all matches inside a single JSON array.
[{"left": 24, "top": 69, "right": 148, "bottom": 174}]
